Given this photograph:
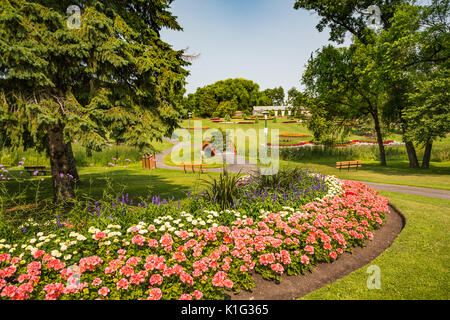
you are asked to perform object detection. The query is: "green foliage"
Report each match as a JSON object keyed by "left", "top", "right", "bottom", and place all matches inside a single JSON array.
[
  {"left": 262, "top": 87, "right": 285, "bottom": 106},
  {"left": 293, "top": 0, "right": 404, "bottom": 44},
  {"left": 201, "top": 169, "right": 243, "bottom": 211},
  {"left": 404, "top": 67, "right": 450, "bottom": 146},
  {"left": 0, "top": 0, "right": 189, "bottom": 199},
  {"left": 184, "top": 78, "right": 261, "bottom": 117}
]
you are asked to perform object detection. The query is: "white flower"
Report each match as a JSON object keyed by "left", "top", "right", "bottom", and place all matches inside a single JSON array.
[
  {"left": 51, "top": 250, "right": 62, "bottom": 258},
  {"left": 64, "top": 254, "right": 72, "bottom": 261}
]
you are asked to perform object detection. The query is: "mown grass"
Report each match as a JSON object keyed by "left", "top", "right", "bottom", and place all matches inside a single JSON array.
[
  {"left": 301, "top": 191, "right": 450, "bottom": 300},
  {"left": 281, "top": 160, "right": 450, "bottom": 190},
  {"left": 0, "top": 139, "right": 173, "bottom": 168},
  {"left": 1, "top": 164, "right": 217, "bottom": 207},
  {"left": 163, "top": 145, "right": 226, "bottom": 168}
]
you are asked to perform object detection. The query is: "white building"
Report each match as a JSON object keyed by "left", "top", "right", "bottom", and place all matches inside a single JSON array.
[
  {"left": 252, "top": 106, "right": 292, "bottom": 117},
  {"left": 252, "top": 106, "right": 310, "bottom": 117}
]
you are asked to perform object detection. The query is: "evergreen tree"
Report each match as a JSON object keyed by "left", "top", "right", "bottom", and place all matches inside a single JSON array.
[{"left": 0, "top": 0, "right": 189, "bottom": 200}]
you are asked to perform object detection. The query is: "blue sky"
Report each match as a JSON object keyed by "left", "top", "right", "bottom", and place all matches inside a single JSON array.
[{"left": 160, "top": 0, "right": 349, "bottom": 94}]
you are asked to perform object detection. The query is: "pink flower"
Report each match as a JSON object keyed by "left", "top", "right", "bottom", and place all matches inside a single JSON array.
[
  {"left": 148, "top": 288, "right": 162, "bottom": 300},
  {"left": 94, "top": 232, "right": 106, "bottom": 241},
  {"left": 271, "top": 263, "right": 284, "bottom": 274},
  {"left": 329, "top": 251, "right": 338, "bottom": 260},
  {"left": 150, "top": 274, "right": 163, "bottom": 286},
  {"left": 211, "top": 271, "right": 228, "bottom": 287},
  {"left": 180, "top": 272, "right": 194, "bottom": 286},
  {"left": 179, "top": 294, "right": 192, "bottom": 300},
  {"left": 92, "top": 278, "right": 102, "bottom": 287},
  {"left": 119, "top": 265, "right": 134, "bottom": 277},
  {"left": 126, "top": 257, "right": 141, "bottom": 267},
  {"left": 304, "top": 245, "right": 314, "bottom": 255},
  {"left": 148, "top": 239, "right": 158, "bottom": 248},
  {"left": 300, "top": 255, "right": 310, "bottom": 264},
  {"left": 116, "top": 278, "right": 129, "bottom": 290},
  {"left": 223, "top": 279, "right": 234, "bottom": 289},
  {"left": 160, "top": 234, "right": 173, "bottom": 250},
  {"left": 0, "top": 253, "right": 11, "bottom": 262},
  {"left": 98, "top": 286, "right": 110, "bottom": 296},
  {"left": 193, "top": 290, "right": 203, "bottom": 300},
  {"left": 132, "top": 235, "right": 145, "bottom": 246}
]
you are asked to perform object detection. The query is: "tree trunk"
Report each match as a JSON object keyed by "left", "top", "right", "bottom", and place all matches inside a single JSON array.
[
  {"left": 421, "top": 140, "right": 433, "bottom": 169},
  {"left": 400, "top": 118, "right": 420, "bottom": 168},
  {"left": 404, "top": 141, "right": 420, "bottom": 168},
  {"left": 66, "top": 142, "right": 80, "bottom": 182},
  {"left": 47, "top": 124, "right": 75, "bottom": 201},
  {"left": 372, "top": 111, "right": 387, "bottom": 166}
]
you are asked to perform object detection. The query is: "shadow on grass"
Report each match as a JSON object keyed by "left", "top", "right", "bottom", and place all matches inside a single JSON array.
[{"left": 2, "top": 168, "right": 213, "bottom": 206}]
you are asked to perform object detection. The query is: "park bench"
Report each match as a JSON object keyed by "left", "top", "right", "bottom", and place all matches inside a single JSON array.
[
  {"left": 181, "top": 164, "right": 206, "bottom": 174},
  {"left": 335, "top": 160, "right": 362, "bottom": 171},
  {"left": 24, "top": 166, "right": 51, "bottom": 176}
]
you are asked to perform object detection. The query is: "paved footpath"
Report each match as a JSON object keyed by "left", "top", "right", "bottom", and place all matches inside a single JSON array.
[
  {"left": 155, "top": 139, "right": 258, "bottom": 173},
  {"left": 156, "top": 139, "right": 450, "bottom": 200},
  {"left": 356, "top": 181, "right": 450, "bottom": 201}
]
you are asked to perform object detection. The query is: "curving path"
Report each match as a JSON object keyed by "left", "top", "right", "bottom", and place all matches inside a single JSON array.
[
  {"left": 156, "top": 142, "right": 450, "bottom": 200},
  {"left": 156, "top": 139, "right": 259, "bottom": 174},
  {"left": 356, "top": 181, "right": 450, "bottom": 201},
  {"left": 154, "top": 141, "right": 446, "bottom": 299}
]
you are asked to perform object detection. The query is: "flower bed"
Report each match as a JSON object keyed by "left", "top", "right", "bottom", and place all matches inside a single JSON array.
[
  {"left": 0, "top": 177, "right": 389, "bottom": 300},
  {"left": 269, "top": 140, "right": 403, "bottom": 148},
  {"left": 184, "top": 127, "right": 210, "bottom": 130},
  {"left": 280, "top": 133, "right": 309, "bottom": 138},
  {"left": 237, "top": 122, "right": 254, "bottom": 125}
]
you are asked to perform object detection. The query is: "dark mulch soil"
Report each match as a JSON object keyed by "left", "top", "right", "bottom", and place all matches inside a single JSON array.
[{"left": 232, "top": 204, "right": 405, "bottom": 300}]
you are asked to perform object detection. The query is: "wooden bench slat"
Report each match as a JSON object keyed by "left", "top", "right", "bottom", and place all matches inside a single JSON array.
[{"left": 335, "top": 160, "right": 362, "bottom": 171}]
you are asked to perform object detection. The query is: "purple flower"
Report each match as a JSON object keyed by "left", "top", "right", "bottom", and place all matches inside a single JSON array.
[
  {"left": 33, "top": 171, "right": 39, "bottom": 176},
  {"left": 59, "top": 173, "right": 64, "bottom": 178}
]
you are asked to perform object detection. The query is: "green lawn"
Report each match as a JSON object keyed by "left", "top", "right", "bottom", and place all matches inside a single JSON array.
[
  {"left": 281, "top": 160, "right": 450, "bottom": 190},
  {"left": 1, "top": 165, "right": 216, "bottom": 206},
  {"left": 302, "top": 191, "right": 450, "bottom": 300},
  {"left": 163, "top": 145, "right": 226, "bottom": 168}
]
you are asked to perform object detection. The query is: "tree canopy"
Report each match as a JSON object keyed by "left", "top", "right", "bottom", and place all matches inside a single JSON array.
[
  {"left": 296, "top": 0, "right": 449, "bottom": 168},
  {"left": 0, "top": 0, "right": 189, "bottom": 199},
  {"left": 183, "top": 79, "right": 289, "bottom": 118}
]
